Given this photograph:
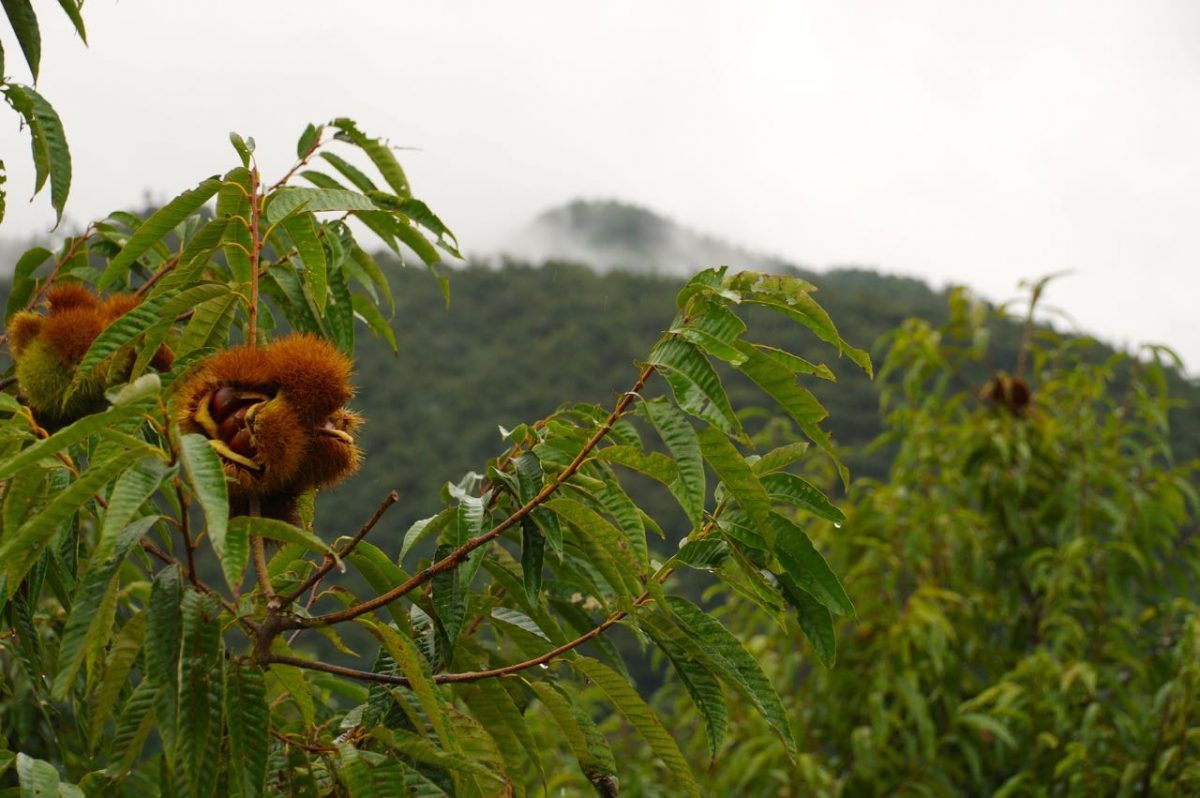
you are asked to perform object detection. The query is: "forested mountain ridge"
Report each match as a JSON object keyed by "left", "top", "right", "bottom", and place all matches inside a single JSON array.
[
  {"left": 317, "top": 256, "right": 1200, "bottom": 538},
  {"left": 320, "top": 260, "right": 953, "bottom": 532}
]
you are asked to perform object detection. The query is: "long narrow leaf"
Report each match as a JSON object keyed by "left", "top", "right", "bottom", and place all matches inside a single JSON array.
[
  {"left": 52, "top": 515, "right": 158, "bottom": 699},
  {"left": 2, "top": 0, "right": 41, "bottom": 79},
  {"left": 665, "top": 596, "right": 797, "bottom": 754},
  {"left": 178, "top": 433, "right": 234, "bottom": 588},
  {"left": 771, "top": 512, "right": 854, "bottom": 617},
  {"left": 99, "top": 177, "right": 221, "bottom": 289},
  {"left": 646, "top": 338, "right": 742, "bottom": 438},
  {"left": 573, "top": 658, "right": 700, "bottom": 796}
]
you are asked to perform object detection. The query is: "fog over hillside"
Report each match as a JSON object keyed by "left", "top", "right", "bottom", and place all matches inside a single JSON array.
[{"left": 501, "top": 199, "right": 799, "bottom": 277}]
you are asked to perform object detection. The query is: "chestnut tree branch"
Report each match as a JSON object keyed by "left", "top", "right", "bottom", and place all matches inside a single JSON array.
[
  {"left": 285, "top": 365, "right": 656, "bottom": 631},
  {"left": 269, "top": 503, "right": 726, "bottom": 686}
]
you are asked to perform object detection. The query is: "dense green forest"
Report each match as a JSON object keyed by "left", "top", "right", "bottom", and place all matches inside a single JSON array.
[
  {"left": 305, "top": 256, "right": 1200, "bottom": 538},
  {"left": 4, "top": 249, "right": 1198, "bottom": 541}
]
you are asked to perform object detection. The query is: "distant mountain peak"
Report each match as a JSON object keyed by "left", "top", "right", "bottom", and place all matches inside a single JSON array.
[{"left": 501, "top": 198, "right": 801, "bottom": 277}]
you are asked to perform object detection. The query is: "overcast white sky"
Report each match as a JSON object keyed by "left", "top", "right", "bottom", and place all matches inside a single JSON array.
[{"left": 2, "top": 1, "right": 1198, "bottom": 371}]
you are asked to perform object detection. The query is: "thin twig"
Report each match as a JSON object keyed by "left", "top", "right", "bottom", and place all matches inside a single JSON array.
[
  {"left": 135, "top": 251, "right": 182, "bottom": 298},
  {"left": 140, "top": 538, "right": 254, "bottom": 631},
  {"left": 269, "top": 135, "right": 324, "bottom": 193},
  {"left": 285, "top": 366, "right": 656, "bottom": 631},
  {"left": 268, "top": 590, "right": 646, "bottom": 687},
  {"left": 269, "top": 509, "right": 726, "bottom": 689},
  {"left": 279, "top": 491, "right": 399, "bottom": 609},
  {"left": 176, "top": 481, "right": 199, "bottom": 588},
  {"left": 270, "top": 730, "right": 337, "bottom": 754},
  {"left": 250, "top": 496, "right": 278, "bottom": 607}
]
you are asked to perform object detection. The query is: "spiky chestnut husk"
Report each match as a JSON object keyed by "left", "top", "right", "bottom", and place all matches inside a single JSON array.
[
  {"left": 5, "top": 284, "right": 175, "bottom": 423},
  {"left": 981, "top": 374, "right": 1033, "bottom": 417},
  {"left": 173, "top": 334, "right": 363, "bottom": 522}
]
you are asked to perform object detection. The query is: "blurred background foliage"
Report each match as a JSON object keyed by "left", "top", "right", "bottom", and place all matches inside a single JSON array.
[{"left": 593, "top": 287, "right": 1200, "bottom": 796}]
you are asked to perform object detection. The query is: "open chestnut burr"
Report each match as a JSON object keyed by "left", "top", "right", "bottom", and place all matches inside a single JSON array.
[{"left": 174, "top": 335, "right": 363, "bottom": 521}]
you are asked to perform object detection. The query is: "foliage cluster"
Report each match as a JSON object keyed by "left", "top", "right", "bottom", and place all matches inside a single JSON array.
[
  {"left": 0, "top": 112, "right": 875, "bottom": 796},
  {"left": 606, "top": 288, "right": 1200, "bottom": 796}
]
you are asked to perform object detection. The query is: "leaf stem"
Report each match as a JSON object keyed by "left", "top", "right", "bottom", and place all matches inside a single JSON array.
[{"left": 247, "top": 166, "right": 262, "bottom": 348}]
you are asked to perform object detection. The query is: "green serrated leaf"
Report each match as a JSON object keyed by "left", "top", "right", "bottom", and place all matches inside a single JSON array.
[
  {"left": 647, "top": 337, "right": 742, "bottom": 439},
  {"left": 178, "top": 433, "right": 234, "bottom": 588},
  {"left": 351, "top": 293, "right": 398, "bottom": 352},
  {"left": 750, "top": 442, "right": 810, "bottom": 475},
  {"left": 52, "top": 515, "right": 158, "bottom": 699},
  {"left": 670, "top": 298, "right": 748, "bottom": 365},
  {"left": 349, "top": 242, "right": 394, "bottom": 314},
  {"left": 665, "top": 596, "right": 796, "bottom": 754},
  {"left": 54, "top": 0, "right": 85, "bottom": 42},
  {"left": 319, "top": 151, "right": 378, "bottom": 193},
  {"left": 527, "top": 680, "right": 618, "bottom": 789},
  {"left": 283, "top": 212, "right": 328, "bottom": 313},
  {"left": 545, "top": 498, "right": 645, "bottom": 599},
  {"left": 669, "top": 538, "right": 730, "bottom": 571},
  {"left": 178, "top": 294, "right": 238, "bottom": 355},
  {"left": 520, "top": 516, "right": 544, "bottom": 601},
  {"left": 327, "top": 267, "right": 355, "bottom": 354},
  {"left": 178, "top": 590, "right": 222, "bottom": 796},
  {"left": 98, "top": 177, "right": 221, "bottom": 289},
  {"left": 108, "top": 680, "right": 157, "bottom": 777},
  {"left": 697, "top": 426, "right": 773, "bottom": 543},
  {"left": 296, "top": 123, "right": 321, "bottom": 158},
  {"left": 362, "top": 620, "right": 451, "bottom": 747},
  {"left": 3, "top": 83, "right": 70, "bottom": 225},
  {"left": 226, "top": 662, "right": 269, "bottom": 798},
  {"left": 73, "top": 294, "right": 167, "bottom": 380},
  {"left": 460, "top": 678, "right": 544, "bottom": 794},
  {"left": 573, "top": 658, "right": 700, "bottom": 796},
  {"left": 89, "top": 610, "right": 147, "bottom": 748},
  {"left": 642, "top": 397, "right": 705, "bottom": 529},
  {"left": 771, "top": 512, "right": 853, "bottom": 617},
  {"left": 145, "top": 567, "right": 182, "bottom": 760},
  {"left": 760, "top": 471, "right": 845, "bottom": 523},
  {"left": 640, "top": 613, "right": 728, "bottom": 760},
  {"left": 777, "top": 575, "right": 836, "bottom": 667},
  {"left": 229, "top": 515, "right": 333, "bottom": 557},
  {"left": 0, "top": 399, "right": 149, "bottom": 485},
  {"left": 16, "top": 753, "right": 60, "bottom": 798},
  {"left": 264, "top": 186, "right": 377, "bottom": 224},
  {"left": 331, "top": 118, "right": 411, "bottom": 198},
  {"left": 5, "top": 245, "right": 51, "bottom": 315},
  {"left": 595, "top": 445, "right": 679, "bottom": 485},
  {"left": 2, "top": 0, "right": 40, "bottom": 79},
  {"left": 1, "top": 446, "right": 147, "bottom": 592}
]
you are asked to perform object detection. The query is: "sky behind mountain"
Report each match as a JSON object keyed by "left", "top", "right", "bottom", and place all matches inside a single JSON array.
[{"left": 2, "top": 1, "right": 1197, "bottom": 370}]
